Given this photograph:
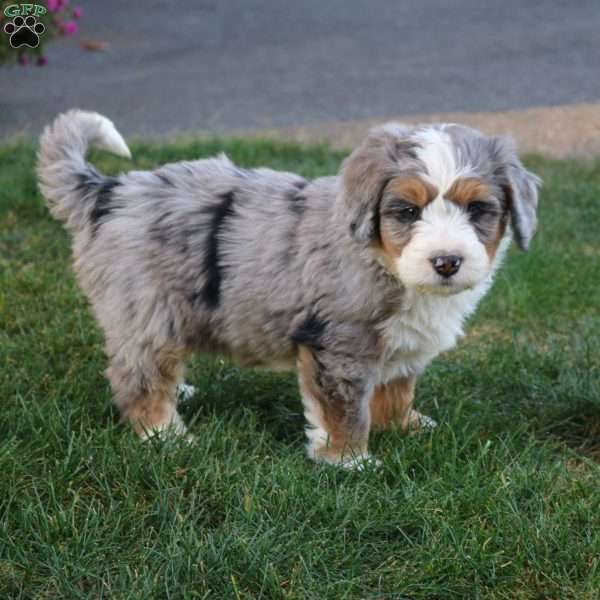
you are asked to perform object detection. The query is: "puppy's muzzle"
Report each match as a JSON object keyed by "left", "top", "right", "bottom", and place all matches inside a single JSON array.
[{"left": 430, "top": 255, "right": 463, "bottom": 278}]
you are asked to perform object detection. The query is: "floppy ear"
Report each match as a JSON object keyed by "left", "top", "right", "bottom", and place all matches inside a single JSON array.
[
  {"left": 340, "top": 124, "right": 409, "bottom": 243},
  {"left": 492, "top": 137, "right": 542, "bottom": 251},
  {"left": 504, "top": 162, "right": 542, "bottom": 250}
]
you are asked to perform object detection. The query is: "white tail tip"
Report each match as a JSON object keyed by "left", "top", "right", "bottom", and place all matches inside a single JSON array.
[{"left": 96, "top": 116, "right": 131, "bottom": 158}]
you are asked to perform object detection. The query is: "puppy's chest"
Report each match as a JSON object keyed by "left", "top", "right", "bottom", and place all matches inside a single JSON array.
[{"left": 378, "top": 291, "right": 479, "bottom": 382}]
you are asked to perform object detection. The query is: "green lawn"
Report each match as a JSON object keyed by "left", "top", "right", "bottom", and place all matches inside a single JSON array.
[{"left": 1, "top": 138, "right": 600, "bottom": 600}]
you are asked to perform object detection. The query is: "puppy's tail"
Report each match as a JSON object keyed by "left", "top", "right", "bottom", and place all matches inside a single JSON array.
[{"left": 37, "top": 109, "right": 131, "bottom": 231}]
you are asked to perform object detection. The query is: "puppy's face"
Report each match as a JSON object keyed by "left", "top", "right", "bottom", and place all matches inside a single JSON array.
[
  {"left": 378, "top": 171, "right": 506, "bottom": 294},
  {"left": 341, "top": 124, "right": 541, "bottom": 295}
]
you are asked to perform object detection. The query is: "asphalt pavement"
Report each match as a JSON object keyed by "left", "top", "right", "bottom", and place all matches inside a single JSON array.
[{"left": 2, "top": 0, "right": 600, "bottom": 140}]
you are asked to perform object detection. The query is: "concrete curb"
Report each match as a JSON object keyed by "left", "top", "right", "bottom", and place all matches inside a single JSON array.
[{"left": 234, "top": 103, "right": 600, "bottom": 158}]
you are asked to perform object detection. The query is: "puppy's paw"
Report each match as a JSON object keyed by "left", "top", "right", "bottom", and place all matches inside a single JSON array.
[
  {"left": 176, "top": 383, "right": 197, "bottom": 403},
  {"left": 340, "top": 454, "right": 382, "bottom": 471},
  {"left": 407, "top": 410, "right": 438, "bottom": 434},
  {"left": 307, "top": 442, "right": 381, "bottom": 470},
  {"left": 138, "top": 411, "right": 190, "bottom": 442}
]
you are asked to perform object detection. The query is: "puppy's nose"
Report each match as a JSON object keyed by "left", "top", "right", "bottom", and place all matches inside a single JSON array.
[{"left": 430, "top": 255, "right": 462, "bottom": 278}]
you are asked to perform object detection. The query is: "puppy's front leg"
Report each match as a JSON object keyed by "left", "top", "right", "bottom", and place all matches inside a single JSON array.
[
  {"left": 370, "top": 377, "right": 415, "bottom": 430},
  {"left": 297, "top": 346, "right": 375, "bottom": 468},
  {"left": 370, "top": 377, "right": 437, "bottom": 432}
]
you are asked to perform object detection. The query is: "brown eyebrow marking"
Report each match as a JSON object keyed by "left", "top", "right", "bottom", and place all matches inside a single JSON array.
[
  {"left": 445, "top": 177, "right": 491, "bottom": 206},
  {"left": 384, "top": 176, "right": 438, "bottom": 208}
]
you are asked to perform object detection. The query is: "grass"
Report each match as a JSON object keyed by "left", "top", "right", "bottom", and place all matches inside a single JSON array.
[{"left": 1, "top": 137, "right": 600, "bottom": 600}]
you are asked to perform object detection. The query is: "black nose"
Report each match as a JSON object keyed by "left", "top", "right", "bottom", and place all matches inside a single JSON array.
[{"left": 430, "top": 255, "right": 462, "bottom": 278}]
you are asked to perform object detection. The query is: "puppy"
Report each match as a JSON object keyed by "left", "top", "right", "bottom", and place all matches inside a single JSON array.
[{"left": 38, "top": 110, "right": 540, "bottom": 468}]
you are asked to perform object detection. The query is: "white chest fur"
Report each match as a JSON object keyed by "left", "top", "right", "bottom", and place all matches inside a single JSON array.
[{"left": 378, "top": 284, "right": 488, "bottom": 382}]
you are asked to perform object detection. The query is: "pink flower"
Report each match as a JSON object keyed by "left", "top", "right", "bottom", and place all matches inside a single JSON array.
[
  {"left": 18, "top": 54, "right": 30, "bottom": 66},
  {"left": 62, "top": 20, "right": 78, "bottom": 35},
  {"left": 46, "top": 0, "right": 61, "bottom": 12},
  {"left": 72, "top": 6, "right": 82, "bottom": 19},
  {"left": 37, "top": 55, "right": 48, "bottom": 66}
]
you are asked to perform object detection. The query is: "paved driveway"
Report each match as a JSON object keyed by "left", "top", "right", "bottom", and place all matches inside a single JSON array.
[{"left": 2, "top": 0, "right": 600, "bottom": 139}]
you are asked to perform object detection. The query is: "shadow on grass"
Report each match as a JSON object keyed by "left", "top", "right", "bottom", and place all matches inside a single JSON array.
[
  {"left": 179, "top": 358, "right": 306, "bottom": 446},
  {"left": 537, "top": 406, "right": 600, "bottom": 463}
]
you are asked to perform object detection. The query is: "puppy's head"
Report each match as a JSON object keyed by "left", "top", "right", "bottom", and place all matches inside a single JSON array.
[{"left": 340, "top": 123, "right": 541, "bottom": 294}]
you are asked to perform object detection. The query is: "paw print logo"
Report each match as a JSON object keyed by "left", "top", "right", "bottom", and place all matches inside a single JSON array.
[{"left": 3, "top": 15, "right": 45, "bottom": 48}]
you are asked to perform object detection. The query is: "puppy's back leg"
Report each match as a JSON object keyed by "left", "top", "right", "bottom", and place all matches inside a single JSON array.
[
  {"left": 106, "top": 337, "right": 188, "bottom": 439},
  {"left": 297, "top": 347, "right": 375, "bottom": 468}
]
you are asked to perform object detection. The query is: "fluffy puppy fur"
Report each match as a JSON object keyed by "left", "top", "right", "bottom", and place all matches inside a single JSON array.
[{"left": 38, "top": 110, "right": 541, "bottom": 467}]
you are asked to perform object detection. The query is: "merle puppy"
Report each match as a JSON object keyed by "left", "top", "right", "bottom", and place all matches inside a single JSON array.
[{"left": 38, "top": 110, "right": 540, "bottom": 467}]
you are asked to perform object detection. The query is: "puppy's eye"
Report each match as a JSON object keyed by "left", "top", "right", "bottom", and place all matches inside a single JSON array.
[
  {"left": 386, "top": 201, "right": 421, "bottom": 223},
  {"left": 467, "top": 201, "right": 495, "bottom": 220},
  {"left": 399, "top": 205, "right": 420, "bottom": 221}
]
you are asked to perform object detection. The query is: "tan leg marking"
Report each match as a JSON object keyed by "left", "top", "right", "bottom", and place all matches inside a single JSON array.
[
  {"left": 108, "top": 344, "right": 188, "bottom": 439},
  {"left": 370, "top": 377, "right": 435, "bottom": 432},
  {"left": 126, "top": 391, "right": 186, "bottom": 438},
  {"left": 370, "top": 377, "right": 415, "bottom": 430}
]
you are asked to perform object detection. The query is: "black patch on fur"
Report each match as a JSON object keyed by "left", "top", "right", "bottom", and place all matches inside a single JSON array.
[
  {"left": 291, "top": 313, "right": 328, "bottom": 351},
  {"left": 200, "top": 191, "right": 236, "bottom": 308},
  {"left": 287, "top": 187, "right": 306, "bottom": 216},
  {"left": 76, "top": 168, "right": 121, "bottom": 235},
  {"left": 90, "top": 180, "right": 121, "bottom": 230},
  {"left": 75, "top": 166, "right": 104, "bottom": 192}
]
